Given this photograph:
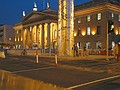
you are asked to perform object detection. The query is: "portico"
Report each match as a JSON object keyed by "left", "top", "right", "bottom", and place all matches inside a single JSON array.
[{"left": 14, "top": 8, "right": 58, "bottom": 50}]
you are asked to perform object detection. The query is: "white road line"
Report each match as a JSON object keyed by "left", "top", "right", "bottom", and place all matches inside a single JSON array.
[
  {"left": 0, "top": 69, "right": 11, "bottom": 73},
  {"left": 67, "top": 74, "right": 120, "bottom": 89},
  {"left": 11, "top": 67, "right": 55, "bottom": 73}
]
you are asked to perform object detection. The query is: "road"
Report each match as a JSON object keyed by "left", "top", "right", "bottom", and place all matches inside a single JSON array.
[{"left": 0, "top": 55, "right": 119, "bottom": 90}]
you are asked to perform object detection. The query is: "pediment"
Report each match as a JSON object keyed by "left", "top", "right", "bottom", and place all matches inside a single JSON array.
[{"left": 22, "top": 12, "right": 41, "bottom": 22}]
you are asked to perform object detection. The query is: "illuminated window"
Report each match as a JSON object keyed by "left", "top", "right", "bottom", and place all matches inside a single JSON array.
[
  {"left": 112, "top": 13, "right": 114, "bottom": 19},
  {"left": 118, "top": 15, "right": 120, "bottom": 21},
  {"left": 112, "top": 41, "right": 115, "bottom": 49},
  {"left": 86, "top": 42, "right": 90, "bottom": 49},
  {"left": 87, "top": 15, "right": 90, "bottom": 22},
  {"left": 87, "top": 27, "right": 90, "bottom": 35},
  {"left": 119, "top": 27, "right": 120, "bottom": 34},
  {"left": 54, "top": 29, "right": 57, "bottom": 38},
  {"left": 78, "top": 18, "right": 81, "bottom": 24},
  {"left": 9, "top": 38, "right": 11, "bottom": 40},
  {"left": 17, "top": 30, "right": 18, "bottom": 34},
  {"left": 96, "top": 41, "right": 102, "bottom": 49},
  {"left": 97, "top": 13, "right": 101, "bottom": 20},
  {"left": 77, "top": 42, "right": 81, "bottom": 49}
]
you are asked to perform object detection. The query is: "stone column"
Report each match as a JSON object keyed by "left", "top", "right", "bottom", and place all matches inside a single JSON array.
[
  {"left": 47, "top": 23, "right": 51, "bottom": 49},
  {"left": 36, "top": 25, "right": 38, "bottom": 44},
  {"left": 30, "top": 26, "right": 32, "bottom": 48},
  {"left": 42, "top": 24, "right": 44, "bottom": 49},
  {"left": 23, "top": 28, "right": 27, "bottom": 48}
]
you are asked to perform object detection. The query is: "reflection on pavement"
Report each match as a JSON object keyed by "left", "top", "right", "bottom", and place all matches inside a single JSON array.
[{"left": 0, "top": 70, "right": 65, "bottom": 90}]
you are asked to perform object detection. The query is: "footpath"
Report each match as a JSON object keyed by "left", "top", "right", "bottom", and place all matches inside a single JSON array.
[
  {"left": 43, "top": 55, "right": 120, "bottom": 74},
  {"left": 3, "top": 54, "right": 120, "bottom": 74}
]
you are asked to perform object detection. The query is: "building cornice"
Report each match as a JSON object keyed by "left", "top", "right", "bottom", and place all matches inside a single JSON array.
[{"left": 75, "top": 3, "right": 120, "bottom": 17}]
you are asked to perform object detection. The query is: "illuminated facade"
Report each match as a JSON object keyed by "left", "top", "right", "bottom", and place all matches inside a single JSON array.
[
  {"left": 58, "top": 0, "right": 74, "bottom": 56},
  {"left": 14, "top": 0, "right": 120, "bottom": 52},
  {"left": 74, "top": 0, "right": 120, "bottom": 49},
  {"left": 14, "top": 8, "right": 58, "bottom": 49}
]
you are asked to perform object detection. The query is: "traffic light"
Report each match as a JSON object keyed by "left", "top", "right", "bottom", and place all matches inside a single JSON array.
[{"left": 108, "top": 20, "right": 114, "bottom": 34}]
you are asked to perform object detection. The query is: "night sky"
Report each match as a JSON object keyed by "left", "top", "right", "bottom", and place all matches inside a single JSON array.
[{"left": 0, "top": 0, "right": 91, "bottom": 25}]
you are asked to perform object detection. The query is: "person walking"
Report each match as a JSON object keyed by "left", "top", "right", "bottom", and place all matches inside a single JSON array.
[
  {"left": 113, "top": 43, "right": 119, "bottom": 62},
  {"left": 113, "top": 44, "right": 118, "bottom": 60},
  {"left": 72, "top": 44, "right": 79, "bottom": 57}
]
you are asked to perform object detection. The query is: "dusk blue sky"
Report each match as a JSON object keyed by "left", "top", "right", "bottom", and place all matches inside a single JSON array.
[{"left": 0, "top": 0, "right": 91, "bottom": 25}]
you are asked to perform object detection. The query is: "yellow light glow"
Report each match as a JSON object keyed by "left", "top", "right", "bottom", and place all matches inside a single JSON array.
[
  {"left": 17, "top": 31, "right": 18, "bottom": 34},
  {"left": 15, "top": 38, "right": 16, "bottom": 41},
  {"left": 74, "top": 33, "right": 77, "bottom": 36},
  {"left": 9, "top": 38, "right": 11, "bottom": 40},
  {"left": 81, "top": 31, "right": 86, "bottom": 36},
  {"left": 115, "top": 30, "right": 118, "bottom": 35},
  {"left": 91, "top": 31, "right": 96, "bottom": 35},
  {"left": 21, "top": 37, "right": 23, "bottom": 41},
  {"left": 18, "top": 38, "right": 19, "bottom": 41},
  {"left": 30, "top": 27, "right": 32, "bottom": 31}
]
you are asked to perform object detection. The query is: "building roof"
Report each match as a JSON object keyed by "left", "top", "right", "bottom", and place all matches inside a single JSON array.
[
  {"left": 22, "top": 8, "right": 58, "bottom": 21},
  {"left": 75, "top": 0, "right": 120, "bottom": 11}
]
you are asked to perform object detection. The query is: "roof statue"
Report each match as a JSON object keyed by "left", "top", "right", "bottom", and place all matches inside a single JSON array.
[
  {"left": 47, "top": 2, "right": 50, "bottom": 9},
  {"left": 22, "top": 11, "right": 26, "bottom": 17},
  {"left": 33, "top": 2, "right": 38, "bottom": 11}
]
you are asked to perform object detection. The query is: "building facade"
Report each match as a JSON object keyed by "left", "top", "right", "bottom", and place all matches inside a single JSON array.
[
  {"left": 74, "top": 0, "right": 120, "bottom": 50},
  {"left": 0, "top": 25, "right": 15, "bottom": 48},
  {"left": 14, "top": 0, "right": 120, "bottom": 52},
  {"left": 14, "top": 8, "right": 58, "bottom": 49}
]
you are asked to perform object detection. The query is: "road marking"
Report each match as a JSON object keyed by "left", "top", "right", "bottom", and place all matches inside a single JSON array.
[
  {"left": 0, "top": 69, "right": 11, "bottom": 73},
  {"left": 11, "top": 67, "right": 55, "bottom": 73},
  {"left": 67, "top": 74, "right": 120, "bottom": 89}
]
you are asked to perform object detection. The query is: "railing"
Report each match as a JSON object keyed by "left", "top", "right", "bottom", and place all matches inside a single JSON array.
[{"left": 7, "top": 49, "right": 55, "bottom": 56}]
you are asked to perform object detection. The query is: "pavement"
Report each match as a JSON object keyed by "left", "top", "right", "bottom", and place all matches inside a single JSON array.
[
  {"left": 40, "top": 55, "right": 120, "bottom": 74},
  {"left": 1, "top": 54, "right": 120, "bottom": 74}
]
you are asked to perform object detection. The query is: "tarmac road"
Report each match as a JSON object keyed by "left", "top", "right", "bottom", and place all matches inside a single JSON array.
[{"left": 0, "top": 55, "right": 119, "bottom": 90}]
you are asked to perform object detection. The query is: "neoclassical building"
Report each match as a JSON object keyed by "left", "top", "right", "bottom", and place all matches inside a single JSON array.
[
  {"left": 14, "top": 6, "right": 58, "bottom": 49},
  {"left": 14, "top": 0, "right": 120, "bottom": 51}
]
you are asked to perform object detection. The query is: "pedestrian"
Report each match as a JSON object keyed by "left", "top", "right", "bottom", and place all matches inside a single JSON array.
[
  {"left": 113, "top": 44, "right": 118, "bottom": 60},
  {"left": 113, "top": 43, "right": 119, "bottom": 62},
  {"left": 75, "top": 44, "right": 79, "bottom": 57},
  {"left": 83, "top": 46, "right": 87, "bottom": 56},
  {"left": 72, "top": 44, "right": 78, "bottom": 57},
  {"left": 72, "top": 44, "right": 76, "bottom": 57}
]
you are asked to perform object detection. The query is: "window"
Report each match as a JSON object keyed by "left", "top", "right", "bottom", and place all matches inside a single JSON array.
[
  {"left": 97, "top": 26, "right": 101, "bottom": 35},
  {"left": 87, "top": 27, "right": 90, "bottom": 35},
  {"left": 96, "top": 41, "right": 102, "bottom": 49},
  {"left": 87, "top": 15, "right": 90, "bottom": 22},
  {"left": 112, "top": 41, "right": 115, "bottom": 49},
  {"left": 97, "top": 13, "right": 101, "bottom": 20},
  {"left": 78, "top": 18, "right": 81, "bottom": 24},
  {"left": 86, "top": 42, "right": 90, "bottom": 49},
  {"left": 118, "top": 15, "right": 120, "bottom": 21},
  {"left": 54, "top": 29, "right": 57, "bottom": 38},
  {"left": 112, "top": 13, "right": 114, "bottom": 19},
  {"left": 77, "top": 42, "right": 81, "bottom": 49},
  {"left": 118, "top": 27, "right": 120, "bottom": 34}
]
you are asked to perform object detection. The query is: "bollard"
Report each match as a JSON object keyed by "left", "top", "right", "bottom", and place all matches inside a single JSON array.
[
  {"left": 36, "top": 49, "right": 38, "bottom": 63},
  {"left": 55, "top": 54, "right": 57, "bottom": 64}
]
